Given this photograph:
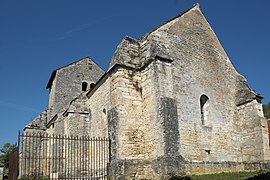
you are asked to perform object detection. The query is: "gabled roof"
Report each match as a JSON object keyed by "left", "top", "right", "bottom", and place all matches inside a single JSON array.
[
  {"left": 24, "top": 109, "right": 47, "bottom": 131},
  {"left": 139, "top": 3, "right": 200, "bottom": 40},
  {"left": 46, "top": 56, "right": 104, "bottom": 89},
  {"left": 109, "top": 4, "right": 200, "bottom": 69}
]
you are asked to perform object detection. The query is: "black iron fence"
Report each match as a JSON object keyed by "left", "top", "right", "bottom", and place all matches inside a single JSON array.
[{"left": 17, "top": 131, "right": 110, "bottom": 179}]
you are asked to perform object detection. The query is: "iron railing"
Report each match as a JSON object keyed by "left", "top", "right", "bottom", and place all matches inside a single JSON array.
[{"left": 18, "top": 132, "right": 110, "bottom": 179}]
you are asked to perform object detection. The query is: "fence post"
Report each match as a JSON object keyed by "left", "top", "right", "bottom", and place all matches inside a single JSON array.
[
  {"left": 8, "top": 131, "right": 19, "bottom": 180},
  {"left": 17, "top": 132, "right": 110, "bottom": 179}
]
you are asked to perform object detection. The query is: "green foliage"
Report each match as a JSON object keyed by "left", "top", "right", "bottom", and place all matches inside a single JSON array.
[
  {"left": 18, "top": 175, "right": 29, "bottom": 180},
  {"left": 167, "top": 171, "right": 266, "bottom": 180},
  {"left": 39, "top": 176, "right": 49, "bottom": 180},
  {"left": 189, "top": 171, "right": 261, "bottom": 180},
  {"left": 263, "top": 102, "right": 270, "bottom": 119},
  {"left": 0, "top": 142, "right": 17, "bottom": 176}
]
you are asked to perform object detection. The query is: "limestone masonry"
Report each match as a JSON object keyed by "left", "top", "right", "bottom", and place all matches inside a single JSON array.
[{"left": 23, "top": 4, "right": 270, "bottom": 179}]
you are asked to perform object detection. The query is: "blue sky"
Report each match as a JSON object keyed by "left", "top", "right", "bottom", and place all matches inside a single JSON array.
[{"left": 0, "top": 0, "right": 269, "bottom": 147}]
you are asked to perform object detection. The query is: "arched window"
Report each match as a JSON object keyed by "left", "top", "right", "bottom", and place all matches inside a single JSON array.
[
  {"left": 82, "top": 82, "right": 88, "bottom": 91},
  {"left": 200, "top": 95, "right": 209, "bottom": 126},
  {"left": 90, "top": 83, "right": 95, "bottom": 90}
]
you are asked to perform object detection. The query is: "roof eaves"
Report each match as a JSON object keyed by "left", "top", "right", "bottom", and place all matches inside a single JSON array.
[
  {"left": 46, "top": 114, "right": 58, "bottom": 128},
  {"left": 46, "top": 70, "right": 57, "bottom": 89}
]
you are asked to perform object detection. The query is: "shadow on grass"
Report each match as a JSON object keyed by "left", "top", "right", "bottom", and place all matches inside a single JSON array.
[
  {"left": 246, "top": 172, "right": 270, "bottom": 180},
  {"left": 169, "top": 176, "right": 191, "bottom": 180},
  {"left": 168, "top": 171, "right": 270, "bottom": 180}
]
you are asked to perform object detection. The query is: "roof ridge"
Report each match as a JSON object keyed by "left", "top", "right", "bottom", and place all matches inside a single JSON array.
[
  {"left": 138, "top": 3, "right": 200, "bottom": 41},
  {"left": 46, "top": 56, "right": 104, "bottom": 89}
]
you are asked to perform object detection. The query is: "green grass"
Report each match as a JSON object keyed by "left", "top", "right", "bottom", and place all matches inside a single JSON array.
[{"left": 188, "top": 171, "right": 264, "bottom": 180}]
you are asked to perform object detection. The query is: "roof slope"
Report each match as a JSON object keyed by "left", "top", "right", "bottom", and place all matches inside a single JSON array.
[
  {"left": 109, "top": 4, "right": 199, "bottom": 69},
  {"left": 46, "top": 56, "right": 104, "bottom": 89},
  {"left": 108, "top": 3, "right": 262, "bottom": 102}
]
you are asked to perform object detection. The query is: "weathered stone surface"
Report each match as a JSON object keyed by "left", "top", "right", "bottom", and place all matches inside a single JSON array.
[
  {"left": 47, "top": 57, "right": 104, "bottom": 119},
  {"left": 23, "top": 3, "right": 270, "bottom": 179},
  {"left": 160, "top": 97, "right": 179, "bottom": 158},
  {"left": 110, "top": 36, "right": 140, "bottom": 69},
  {"left": 24, "top": 109, "right": 48, "bottom": 131}
]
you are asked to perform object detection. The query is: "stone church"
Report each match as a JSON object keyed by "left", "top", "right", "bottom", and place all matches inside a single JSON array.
[{"left": 23, "top": 4, "right": 270, "bottom": 178}]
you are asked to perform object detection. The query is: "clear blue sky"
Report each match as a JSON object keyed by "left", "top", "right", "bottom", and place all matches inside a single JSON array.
[{"left": 0, "top": 0, "right": 269, "bottom": 147}]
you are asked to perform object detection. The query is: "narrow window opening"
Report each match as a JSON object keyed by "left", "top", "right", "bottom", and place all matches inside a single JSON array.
[
  {"left": 205, "top": 149, "right": 211, "bottom": 154},
  {"left": 200, "top": 94, "right": 209, "bottom": 126},
  {"left": 90, "top": 83, "right": 95, "bottom": 90},
  {"left": 82, "top": 82, "right": 88, "bottom": 91}
]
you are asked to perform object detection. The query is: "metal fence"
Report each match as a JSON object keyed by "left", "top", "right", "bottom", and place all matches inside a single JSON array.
[
  {"left": 18, "top": 132, "right": 110, "bottom": 180},
  {"left": 8, "top": 147, "right": 19, "bottom": 180}
]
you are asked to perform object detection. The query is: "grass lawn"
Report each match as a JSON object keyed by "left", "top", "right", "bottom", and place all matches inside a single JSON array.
[{"left": 187, "top": 171, "right": 270, "bottom": 180}]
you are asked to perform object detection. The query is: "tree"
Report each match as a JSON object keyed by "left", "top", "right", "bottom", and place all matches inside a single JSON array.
[
  {"left": 0, "top": 143, "right": 17, "bottom": 176},
  {"left": 263, "top": 102, "right": 270, "bottom": 119}
]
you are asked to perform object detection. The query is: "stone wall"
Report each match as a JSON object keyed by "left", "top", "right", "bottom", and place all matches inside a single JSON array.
[
  {"left": 143, "top": 4, "right": 257, "bottom": 164},
  {"left": 87, "top": 76, "right": 111, "bottom": 138},
  {"left": 107, "top": 59, "right": 185, "bottom": 178},
  {"left": 48, "top": 57, "right": 104, "bottom": 118},
  {"left": 24, "top": 110, "right": 48, "bottom": 131},
  {"left": 103, "top": 4, "right": 270, "bottom": 177},
  {"left": 237, "top": 100, "right": 270, "bottom": 162},
  {"left": 22, "top": 4, "right": 270, "bottom": 179},
  {"left": 267, "top": 119, "right": 270, "bottom": 141},
  {"left": 108, "top": 64, "right": 164, "bottom": 179},
  {"left": 63, "top": 94, "right": 91, "bottom": 136}
]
